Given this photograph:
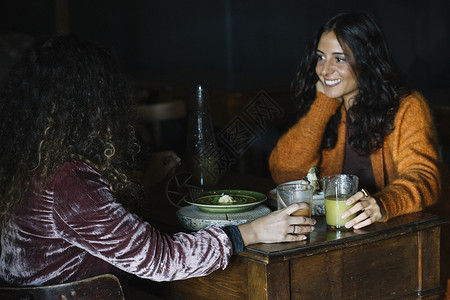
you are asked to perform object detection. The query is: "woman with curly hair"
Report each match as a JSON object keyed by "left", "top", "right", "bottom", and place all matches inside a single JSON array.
[
  {"left": 269, "top": 11, "right": 444, "bottom": 230},
  {"left": 0, "top": 35, "right": 315, "bottom": 287}
]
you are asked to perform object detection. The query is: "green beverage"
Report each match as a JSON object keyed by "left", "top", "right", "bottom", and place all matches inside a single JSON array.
[{"left": 324, "top": 194, "right": 356, "bottom": 230}]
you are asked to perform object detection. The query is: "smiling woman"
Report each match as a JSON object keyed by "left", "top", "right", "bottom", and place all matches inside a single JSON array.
[{"left": 269, "top": 11, "right": 447, "bottom": 231}]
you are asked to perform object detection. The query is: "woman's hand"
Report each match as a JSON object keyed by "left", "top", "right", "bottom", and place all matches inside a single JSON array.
[
  {"left": 341, "top": 190, "right": 384, "bottom": 229},
  {"left": 316, "top": 80, "right": 345, "bottom": 104},
  {"left": 238, "top": 203, "right": 316, "bottom": 245},
  {"left": 142, "top": 150, "right": 181, "bottom": 188},
  {"left": 316, "top": 80, "right": 325, "bottom": 93}
]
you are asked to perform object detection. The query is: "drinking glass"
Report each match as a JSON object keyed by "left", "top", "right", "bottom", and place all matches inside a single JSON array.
[
  {"left": 322, "top": 174, "right": 359, "bottom": 230},
  {"left": 277, "top": 183, "right": 314, "bottom": 216}
]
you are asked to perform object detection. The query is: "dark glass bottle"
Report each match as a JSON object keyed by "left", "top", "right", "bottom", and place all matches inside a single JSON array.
[{"left": 185, "top": 85, "right": 221, "bottom": 187}]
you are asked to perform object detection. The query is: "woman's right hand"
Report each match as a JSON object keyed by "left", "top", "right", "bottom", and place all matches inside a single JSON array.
[
  {"left": 316, "top": 80, "right": 344, "bottom": 103},
  {"left": 316, "top": 80, "right": 325, "bottom": 93},
  {"left": 237, "top": 203, "right": 316, "bottom": 245}
]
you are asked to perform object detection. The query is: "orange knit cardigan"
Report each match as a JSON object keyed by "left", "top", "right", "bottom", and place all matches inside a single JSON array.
[{"left": 269, "top": 91, "right": 442, "bottom": 221}]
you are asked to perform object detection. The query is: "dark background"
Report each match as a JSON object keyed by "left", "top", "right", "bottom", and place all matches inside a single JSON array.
[
  {"left": 1, "top": 0, "right": 450, "bottom": 96},
  {"left": 1, "top": 0, "right": 449, "bottom": 176}
]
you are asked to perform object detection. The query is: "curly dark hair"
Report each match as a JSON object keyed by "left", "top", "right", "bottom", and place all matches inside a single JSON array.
[
  {"left": 292, "top": 11, "right": 411, "bottom": 154},
  {"left": 0, "top": 34, "right": 141, "bottom": 229}
]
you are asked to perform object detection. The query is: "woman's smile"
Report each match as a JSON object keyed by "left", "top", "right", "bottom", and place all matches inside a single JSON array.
[{"left": 324, "top": 78, "right": 342, "bottom": 87}]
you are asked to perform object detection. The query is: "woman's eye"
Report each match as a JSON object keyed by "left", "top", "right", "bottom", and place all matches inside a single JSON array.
[
  {"left": 316, "top": 53, "right": 325, "bottom": 60},
  {"left": 336, "top": 57, "right": 346, "bottom": 63}
]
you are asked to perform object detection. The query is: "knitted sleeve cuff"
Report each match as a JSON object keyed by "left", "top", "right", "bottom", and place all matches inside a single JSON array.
[{"left": 222, "top": 225, "right": 244, "bottom": 254}]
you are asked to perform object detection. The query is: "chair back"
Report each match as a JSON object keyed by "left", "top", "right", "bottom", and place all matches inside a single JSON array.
[{"left": 0, "top": 274, "right": 124, "bottom": 300}]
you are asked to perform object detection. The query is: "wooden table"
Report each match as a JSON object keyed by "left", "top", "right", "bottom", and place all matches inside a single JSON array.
[
  {"left": 162, "top": 212, "right": 447, "bottom": 300},
  {"left": 139, "top": 171, "right": 448, "bottom": 299}
]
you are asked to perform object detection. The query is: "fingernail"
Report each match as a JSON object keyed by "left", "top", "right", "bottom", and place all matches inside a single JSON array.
[
  {"left": 302, "top": 235, "right": 307, "bottom": 240},
  {"left": 341, "top": 213, "right": 347, "bottom": 219},
  {"left": 311, "top": 226, "right": 315, "bottom": 231}
]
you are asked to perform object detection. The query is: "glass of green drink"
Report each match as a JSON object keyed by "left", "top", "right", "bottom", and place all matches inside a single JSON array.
[{"left": 322, "top": 174, "right": 359, "bottom": 231}]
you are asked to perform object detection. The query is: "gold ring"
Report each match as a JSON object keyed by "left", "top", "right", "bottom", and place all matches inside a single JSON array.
[
  {"left": 292, "top": 225, "right": 296, "bottom": 235},
  {"left": 163, "top": 156, "right": 172, "bottom": 165},
  {"left": 361, "top": 189, "right": 370, "bottom": 198}
]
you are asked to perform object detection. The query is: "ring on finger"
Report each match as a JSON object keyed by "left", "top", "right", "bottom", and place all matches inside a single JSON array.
[
  {"left": 163, "top": 157, "right": 172, "bottom": 165},
  {"left": 361, "top": 188, "right": 370, "bottom": 199}
]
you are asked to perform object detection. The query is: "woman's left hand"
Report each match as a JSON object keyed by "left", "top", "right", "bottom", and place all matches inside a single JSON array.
[
  {"left": 238, "top": 203, "right": 316, "bottom": 245},
  {"left": 142, "top": 150, "right": 181, "bottom": 188},
  {"left": 341, "top": 189, "right": 383, "bottom": 229}
]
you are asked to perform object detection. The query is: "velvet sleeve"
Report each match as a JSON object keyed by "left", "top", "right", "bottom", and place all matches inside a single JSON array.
[
  {"left": 375, "top": 93, "right": 442, "bottom": 221},
  {"left": 222, "top": 225, "right": 244, "bottom": 254},
  {"left": 269, "top": 92, "right": 341, "bottom": 184},
  {"left": 51, "top": 163, "right": 233, "bottom": 281}
]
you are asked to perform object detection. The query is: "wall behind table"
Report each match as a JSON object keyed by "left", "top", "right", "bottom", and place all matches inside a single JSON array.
[{"left": 1, "top": 0, "right": 449, "bottom": 96}]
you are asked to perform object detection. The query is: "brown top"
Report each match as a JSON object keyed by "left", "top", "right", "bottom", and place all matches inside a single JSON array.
[{"left": 342, "top": 126, "right": 377, "bottom": 194}]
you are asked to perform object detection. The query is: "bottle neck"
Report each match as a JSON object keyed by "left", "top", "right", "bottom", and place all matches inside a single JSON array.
[
  {"left": 187, "top": 85, "right": 214, "bottom": 132},
  {"left": 188, "top": 85, "right": 211, "bottom": 113}
]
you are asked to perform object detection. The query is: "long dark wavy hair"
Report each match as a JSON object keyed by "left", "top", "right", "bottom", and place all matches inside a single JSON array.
[
  {"left": 0, "top": 34, "right": 141, "bottom": 229},
  {"left": 292, "top": 11, "right": 411, "bottom": 154}
]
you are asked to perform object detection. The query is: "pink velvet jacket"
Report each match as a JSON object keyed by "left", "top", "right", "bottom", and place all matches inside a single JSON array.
[{"left": 0, "top": 160, "right": 232, "bottom": 286}]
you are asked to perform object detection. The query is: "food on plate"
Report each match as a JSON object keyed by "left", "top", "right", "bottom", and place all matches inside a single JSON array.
[
  {"left": 195, "top": 193, "right": 256, "bottom": 205},
  {"left": 217, "top": 194, "right": 235, "bottom": 204},
  {"left": 307, "top": 166, "right": 321, "bottom": 193}
]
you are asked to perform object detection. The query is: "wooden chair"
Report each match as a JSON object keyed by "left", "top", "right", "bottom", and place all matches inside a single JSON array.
[
  {"left": 134, "top": 99, "right": 187, "bottom": 148},
  {"left": 432, "top": 105, "right": 450, "bottom": 146},
  {"left": 0, "top": 274, "right": 125, "bottom": 300},
  {"left": 446, "top": 279, "right": 450, "bottom": 300}
]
